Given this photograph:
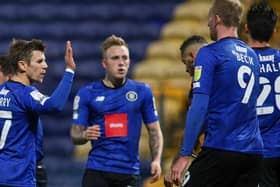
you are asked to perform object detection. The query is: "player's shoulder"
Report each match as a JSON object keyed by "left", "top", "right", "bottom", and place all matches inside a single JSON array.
[
  {"left": 273, "top": 48, "right": 280, "bottom": 60},
  {"left": 2, "top": 82, "right": 42, "bottom": 105},
  {"left": 5, "top": 81, "right": 36, "bottom": 95},
  {"left": 195, "top": 43, "right": 214, "bottom": 60},
  {"left": 126, "top": 79, "right": 152, "bottom": 91},
  {"left": 269, "top": 47, "right": 280, "bottom": 56},
  {"left": 78, "top": 80, "right": 102, "bottom": 92}
]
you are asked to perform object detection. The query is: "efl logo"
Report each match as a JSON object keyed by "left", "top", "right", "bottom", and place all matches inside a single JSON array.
[{"left": 194, "top": 66, "right": 202, "bottom": 81}]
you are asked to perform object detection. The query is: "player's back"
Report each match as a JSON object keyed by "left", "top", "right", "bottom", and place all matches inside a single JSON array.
[
  {"left": 193, "top": 37, "right": 263, "bottom": 154},
  {"left": 254, "top": 47, "right": 280, "bottom": 158},
  {"left": 0, "top": 81, "right": 37, "bottom": 187}
]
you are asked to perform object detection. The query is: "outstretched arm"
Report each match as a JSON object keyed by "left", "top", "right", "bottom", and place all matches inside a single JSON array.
[
  {"left": 146, "top": 121, "right": 163, "bottom": 183},
  {"left": 40, "top": 41, "right": 76, "bottom": 112}
]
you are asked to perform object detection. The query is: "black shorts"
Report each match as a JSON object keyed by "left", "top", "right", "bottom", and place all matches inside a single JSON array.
[
  {"left": 82, "top": 168, "right": 140, "bottom": 187},
  {"left": 36, "top": 160, "right": 48, "bottom": 187},
  {"left": 259, "top": 157, "right": 280, "bottom": 187},
  {"left": 184, "top": 148, "right": 263, "bottom": 187}
]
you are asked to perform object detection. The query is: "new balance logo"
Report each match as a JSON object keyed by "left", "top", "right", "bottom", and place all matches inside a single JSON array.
[{"left": 95, "top": 96, "right": 105, "bottom": 101}]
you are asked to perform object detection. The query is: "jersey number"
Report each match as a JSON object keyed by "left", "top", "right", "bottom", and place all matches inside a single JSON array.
[
  {"left": 0, "top": 110, "right": 12, "bottom": 150},
  {"left": 257, "top": 76, "right": 280, "bottom": 115},
  {"left": 238, "top": 65, "right": 255, "bottom": 104}
]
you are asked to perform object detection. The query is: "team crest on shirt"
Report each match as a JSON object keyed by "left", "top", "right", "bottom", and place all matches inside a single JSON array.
[
  {"left": 126, "top": 91, "right": 137, "bottom": 102},
  {"left": 194, "top": 66, "right": 202, "bottom": 81}
]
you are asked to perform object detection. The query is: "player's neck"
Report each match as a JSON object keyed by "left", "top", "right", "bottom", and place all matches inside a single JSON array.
[
  {"left": 248, "top": 39, "right": 270, "bottom": 48},
  {"left": 103, "top": 77, "right": 126, "bottom": 88},
  {"left": 217, "top": 26, "right": 238, "bottom": 41},
  {"left": 11, "top": 74, "right": 31, "bottom": 86}
]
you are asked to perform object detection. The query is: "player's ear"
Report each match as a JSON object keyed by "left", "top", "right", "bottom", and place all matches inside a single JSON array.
[
  {"left": 244, "top": 23, "right": 249, "bottom": 34},
  {"left": 17, "top": 60, "right": 27, "bottom": 73},
  {"left": 190, "top": 51, "right": 196, "bottom": 60},
  {"left": 101, "top": 59, "right": 107, "bottom": 69},
  {"left": 215, "top": 14, "right": 222, "bottom": 25},
  {"left": 272, "top": 28, "right": 277, "bottom": 38}
]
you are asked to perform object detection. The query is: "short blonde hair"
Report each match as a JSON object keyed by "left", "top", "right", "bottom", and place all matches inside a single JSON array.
[
  {"left": 210, "top": 0, "right": 243, "bottom": 27},
  {"left": 101, "top": 35, "right": 128, "bottom": 59}
]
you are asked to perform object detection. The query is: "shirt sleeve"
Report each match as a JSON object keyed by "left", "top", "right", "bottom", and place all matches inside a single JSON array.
[
  {"left": 141, "top": 84, "right": 159, "bottom": 125},
  {"left": 180, "top": 93, "right": 209, "bottom": 156},
  {"left": 72, "top": 87, "right": 89, "bottom": 127},
  {"left": 192, "top": 47, "right": 216, "bottom": 96},
  {"left": 25, "top": 70, "right": 74, "bottom": 113}
]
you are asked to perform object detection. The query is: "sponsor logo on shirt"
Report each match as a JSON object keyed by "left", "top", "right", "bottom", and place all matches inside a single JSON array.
[
  {"left": 109, "top": 123, "right": 124, "bottom": 128},
  {"left": 105, "top": 113, "right": 128, "bottom": 137},
  {"left": 126, "top": 91, "right": 137, "bottom": 102},
  {"left": 235, "top": 45, "right": 247, "bottom": 53},
  {"left": 259, "top": 54, "right": 275, "bottom": 62}
]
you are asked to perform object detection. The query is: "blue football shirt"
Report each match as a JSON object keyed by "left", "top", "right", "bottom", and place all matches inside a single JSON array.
[
  {"left": 72, "top": 79, "right": 158, "bottom": 175},
  {"left": 254, "top": 47, "right": 280, "bottom": 158},
  {"left": 192, "top": 37, "right": 263, "bottom": 154},
  {"left": 0, "top": 70, "right": 74, "bottom": 186},
  {"left": 0, "top": 82, "right": 45, "bottom": 187},
  {"left": 36, "top": 118, "right": 44, "bottom": 161}
]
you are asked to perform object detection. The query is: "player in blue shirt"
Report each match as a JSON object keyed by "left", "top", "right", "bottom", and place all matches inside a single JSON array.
[
  {"left": 171, "top": 0, "right": 263, "bottom": 187},
  {"left": 246, "top": 2, "right": 280, "bottom": 187},
  {"left": 36, "top": 118, "right": 47, "bottom": 187},
  {"left": 164, "top": 35, "right": 208, "bottom": 187},
  {"left": 71, "top": 35, "right": 163, "bottom": 187},
  {"left": 0, "top": 55, "right": 47, "bottom": 187},
  {"left": 0, "top": 39, "right": 76, "bottom": 187}
]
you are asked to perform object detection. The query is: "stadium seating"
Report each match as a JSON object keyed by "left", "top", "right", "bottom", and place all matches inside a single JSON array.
[
  {"left": 3, "top": 0, "right": 280, "bottom": 186},
  {"left": 0, "top": 1, "right": 183, "bottom": 186}
]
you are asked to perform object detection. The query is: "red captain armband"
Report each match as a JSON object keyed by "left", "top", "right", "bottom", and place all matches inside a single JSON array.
[{"left": 104, "top": 113, "right": 128, "bottom": 137}]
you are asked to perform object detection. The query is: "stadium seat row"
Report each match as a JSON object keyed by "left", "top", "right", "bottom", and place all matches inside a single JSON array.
[{"left": 0, "top": 3, "right": 176, "bottom": 22}]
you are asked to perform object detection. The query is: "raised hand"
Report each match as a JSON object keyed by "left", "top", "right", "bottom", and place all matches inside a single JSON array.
[{"left": 65, "top": 40, "right": 76, "bottom": 71}]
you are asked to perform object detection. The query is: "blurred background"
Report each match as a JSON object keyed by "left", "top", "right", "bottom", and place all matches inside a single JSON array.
[{"left": 0, "top": 0, "right": 279, "bottom": 186}]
